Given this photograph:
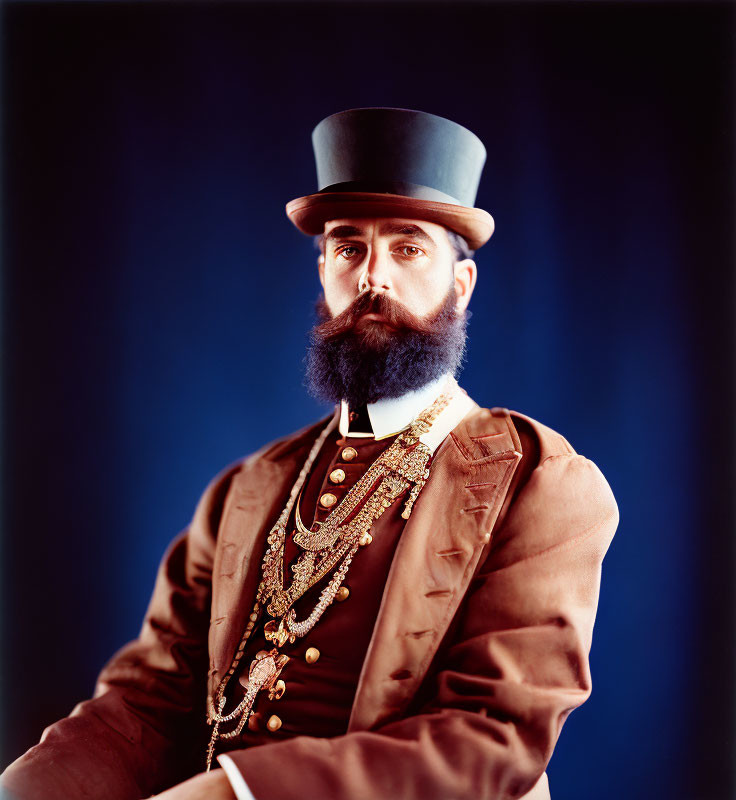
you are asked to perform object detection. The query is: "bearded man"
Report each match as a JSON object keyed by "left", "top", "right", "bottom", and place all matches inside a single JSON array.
[{"left": 0, "top": 108, "right": 619, "bottom": 800}]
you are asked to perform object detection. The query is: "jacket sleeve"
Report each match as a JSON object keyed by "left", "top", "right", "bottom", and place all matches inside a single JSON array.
[
  {"left": 0, "top": 462, "right": 242, "bottom": 800},
  {"left": 219, "top": 453, "right": 619, "bottom": 800}
]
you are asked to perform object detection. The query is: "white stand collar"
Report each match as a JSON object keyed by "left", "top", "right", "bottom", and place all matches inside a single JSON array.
[{"left": 338, "top": 374, "right": 476, "bottom": 455}]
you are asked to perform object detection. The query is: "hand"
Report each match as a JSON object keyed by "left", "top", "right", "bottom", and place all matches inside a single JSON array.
[{"left": 150, "top": 769, "right": 236, "bottom": 800}]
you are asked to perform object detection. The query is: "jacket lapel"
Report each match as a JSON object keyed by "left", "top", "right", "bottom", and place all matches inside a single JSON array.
[{"left": 347, "top": 405, "right": 523, "bottom": 731}]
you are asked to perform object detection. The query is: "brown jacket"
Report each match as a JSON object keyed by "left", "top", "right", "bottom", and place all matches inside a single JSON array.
[{"left": 0, "top": 403, "right": 619, "bottom": 800}]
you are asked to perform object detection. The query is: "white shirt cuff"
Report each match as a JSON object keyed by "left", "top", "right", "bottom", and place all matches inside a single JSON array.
[{"left": 217, "top": 753, "right": 257, "bottom": 800}]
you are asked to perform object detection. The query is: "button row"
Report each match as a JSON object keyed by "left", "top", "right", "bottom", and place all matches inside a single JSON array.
[{"left": 319, "top": 449, "right": 361, "bottom": 509}]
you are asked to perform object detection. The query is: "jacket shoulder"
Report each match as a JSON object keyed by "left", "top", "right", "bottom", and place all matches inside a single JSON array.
[
  {"left": 485, "top": 406, "right": 577, "bottom": 460},
  {"left": 466, "top": 405, "right": 591, "bottom": 514},
  {"left": 449, "top": 403, "right": 576, "bottom": 468},
  {"left": 476, "top": 406, "right": 619, "bottom": 553}
]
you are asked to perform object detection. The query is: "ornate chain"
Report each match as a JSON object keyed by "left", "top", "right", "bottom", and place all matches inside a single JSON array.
[
  {"left": 205, "top": 387, "right": 452, "bottom": 770},
  {"left": 261, "top": 391, "right": 451, "bottom": 617}
]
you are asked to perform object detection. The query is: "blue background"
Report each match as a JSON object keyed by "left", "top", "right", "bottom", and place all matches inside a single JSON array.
[{"left": 2, "top": 2, "right": 734, "bottom": 798}]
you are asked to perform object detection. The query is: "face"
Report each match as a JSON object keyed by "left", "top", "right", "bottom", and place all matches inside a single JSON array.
[{"left": 317, "top": 217, "right": 477, "bottom": 320}]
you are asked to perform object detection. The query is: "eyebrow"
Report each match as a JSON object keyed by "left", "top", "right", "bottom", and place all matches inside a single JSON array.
[
  {"left": 323, "top": 222, "right": 437, "bottom": 249},
  {"left": 324, "top": 225, "right": 364, "bottom": 244}
]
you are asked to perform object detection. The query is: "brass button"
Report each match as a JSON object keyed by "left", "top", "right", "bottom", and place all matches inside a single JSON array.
[
  {"left": 305, "top": 647, "right": 320, "bottom": 664},
  {"left": 266, "top": 714, "right": 282, "bottom": 732},
  {"left": 335, "top": 586, "right": 350, "bottom": 602},
  {"left": 247, "top": 712, "right": 261, "bottom": 731},
  {"left": 341, "top": 447, "right": 358, "bottom": 462},
  {"left": 329, "top": 468, "right": 346, "bottom": 484},
  {"left": 359, "top": 532, "right": 373, "bottom": 547},
  {"left": 319, "top": 493, "right": 337, "bottom": 508}
]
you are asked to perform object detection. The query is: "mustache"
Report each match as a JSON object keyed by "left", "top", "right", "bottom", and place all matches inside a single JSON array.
[{"left": 313, "top": 290, "right": 441, "bottom": 340}]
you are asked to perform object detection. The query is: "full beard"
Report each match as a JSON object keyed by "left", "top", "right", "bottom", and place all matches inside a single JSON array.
[{"left": 304, "top": 287, "right": 468, "bottom": 408}]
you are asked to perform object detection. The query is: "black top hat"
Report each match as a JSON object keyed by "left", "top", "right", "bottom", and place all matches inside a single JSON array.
[{"left": 286, "top": 107, "right": 495, "bottom": 250}]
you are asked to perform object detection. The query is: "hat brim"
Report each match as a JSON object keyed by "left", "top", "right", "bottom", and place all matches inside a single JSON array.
[{"left": 285, "top": 191, "right": 494, "bottom": 251}]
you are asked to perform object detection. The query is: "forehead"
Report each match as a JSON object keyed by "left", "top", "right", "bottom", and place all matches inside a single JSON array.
[{"left": 322, "top": 217, "right": 450, "bottom": 247}]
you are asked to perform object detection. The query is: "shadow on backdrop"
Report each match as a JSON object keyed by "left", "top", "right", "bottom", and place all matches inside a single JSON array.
[{"left": 2, "top": 2, "right": 734, "bottom": 799}]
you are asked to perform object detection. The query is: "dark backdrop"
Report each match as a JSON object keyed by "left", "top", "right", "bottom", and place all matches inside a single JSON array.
[{"left": 2, "top": 2, "right": 734, "bottom": 798}]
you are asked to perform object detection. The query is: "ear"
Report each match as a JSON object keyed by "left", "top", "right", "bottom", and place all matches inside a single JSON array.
[
  {"left": 318, "top": 253, "right": 326, "bottom": 289},
  {"left": 453, "top": 258, "right": 477, "bottom": 313}
]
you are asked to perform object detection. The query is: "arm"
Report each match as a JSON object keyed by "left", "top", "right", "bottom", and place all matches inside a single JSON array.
[
  {"left": 0, "top": 462, "right": 243, "bottom": 800},
  {"left": 216, "top": 453, "right": 619, "bottom": 800}
]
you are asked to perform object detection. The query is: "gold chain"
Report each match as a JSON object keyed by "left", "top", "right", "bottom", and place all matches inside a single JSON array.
[
  {"left": 262, "top": 391, "right": 450, "bottom": 616},
  {"left": 205, "top": 388, "right": 452, "bottom": 770}
]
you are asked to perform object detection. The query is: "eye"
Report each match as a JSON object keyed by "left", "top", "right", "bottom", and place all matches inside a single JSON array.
[
  {"left": 336, "top": 245, "right": 361, "bottom": 260},
  {"left": 398, "top": 245, "right": 425, "bottom": 258}
]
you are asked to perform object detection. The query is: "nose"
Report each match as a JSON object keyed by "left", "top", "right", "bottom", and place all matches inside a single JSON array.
[{"left": 357, "top": 244, "right": 392, "bottom": 294}]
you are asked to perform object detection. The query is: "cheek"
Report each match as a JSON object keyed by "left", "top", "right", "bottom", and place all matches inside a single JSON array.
[
  {"left": 322, "top": 268, "right": 356, "bottom": 315},
  {"left": 393, "top": 271, "right": 451, "bottom": 316}
]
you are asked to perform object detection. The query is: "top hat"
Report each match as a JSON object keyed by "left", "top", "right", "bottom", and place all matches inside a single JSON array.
[{"left": 285, "top": 107, "right": 495, "bottom": 251}]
